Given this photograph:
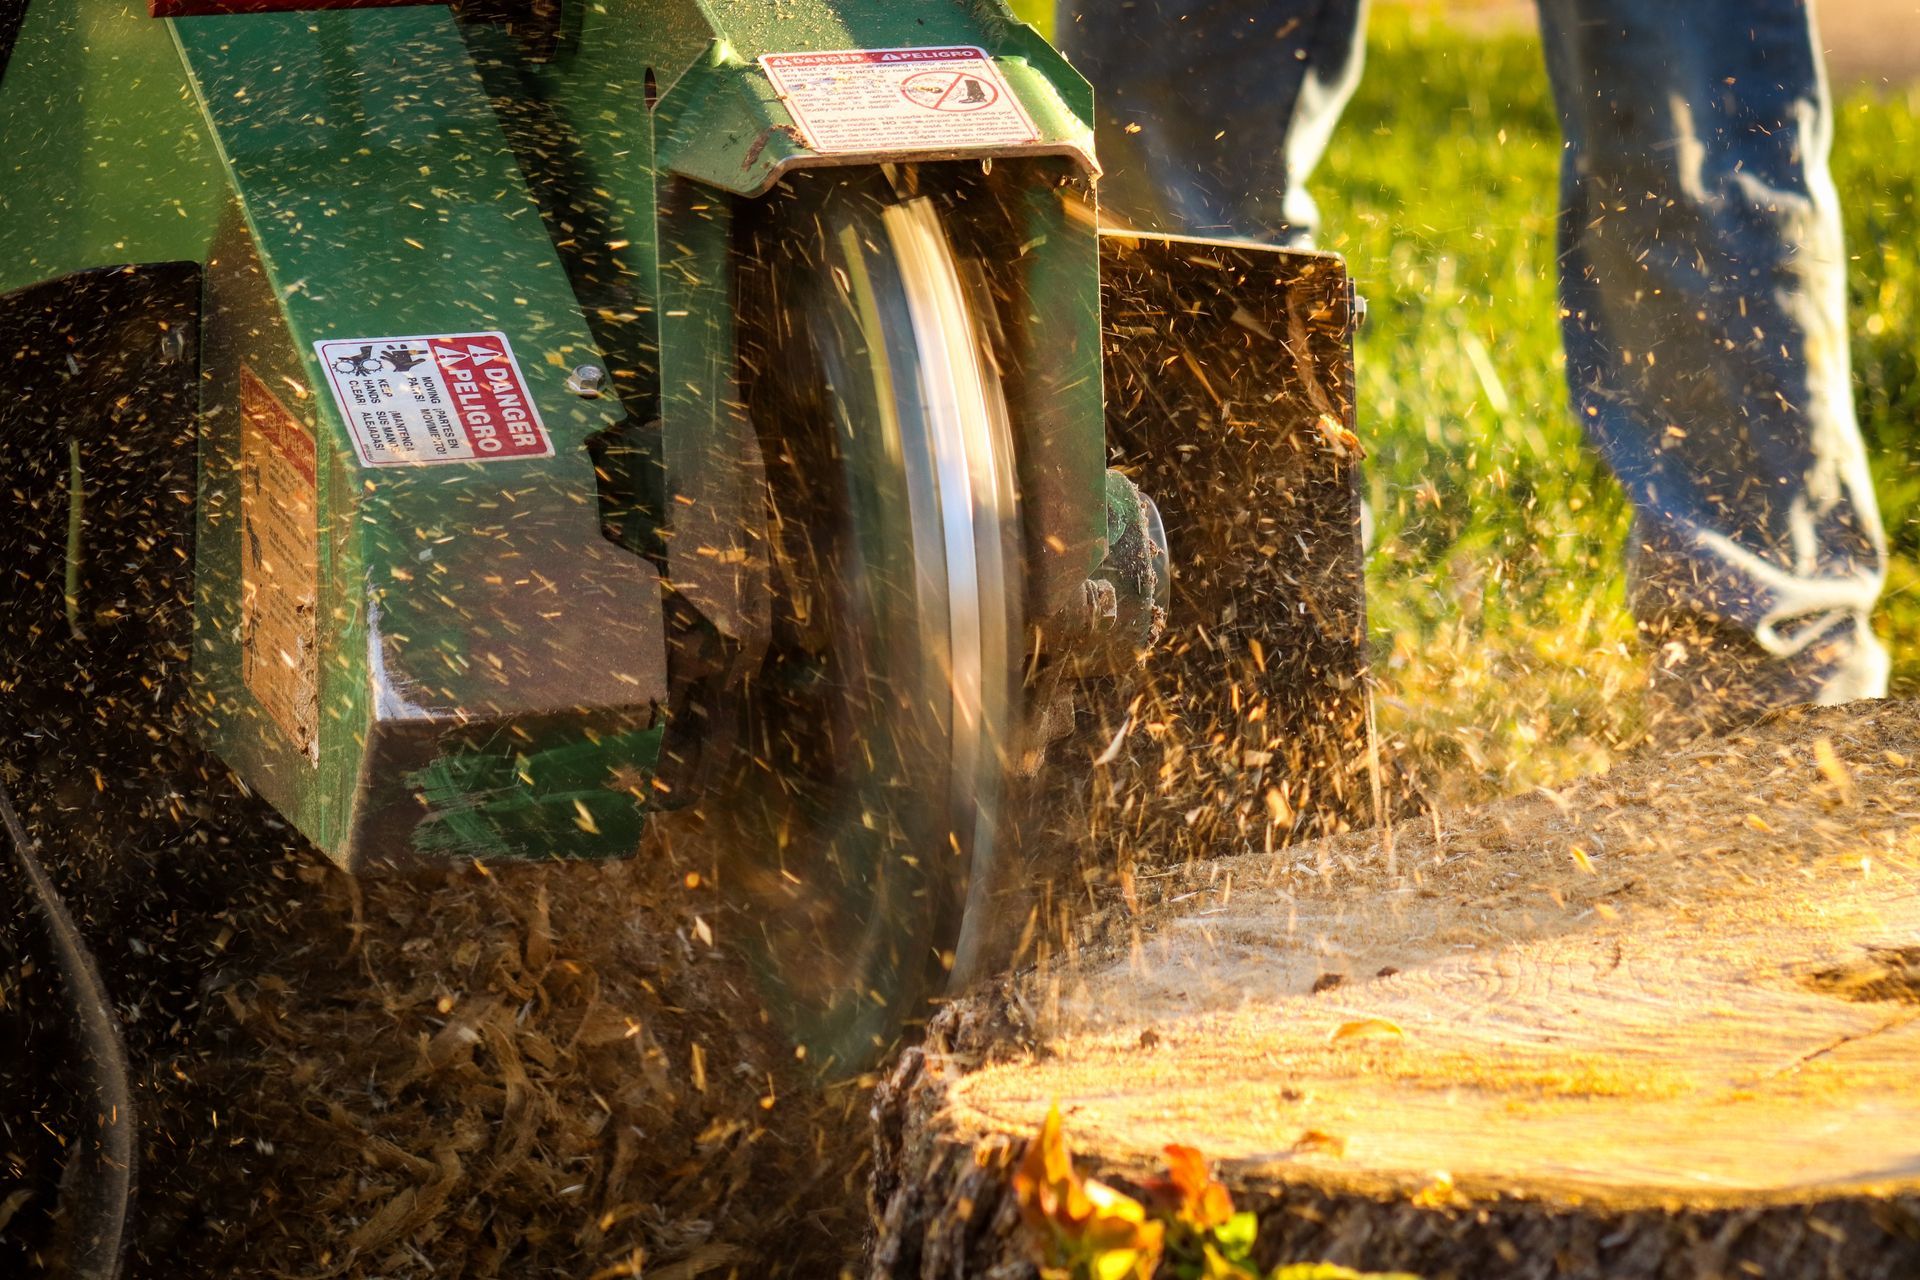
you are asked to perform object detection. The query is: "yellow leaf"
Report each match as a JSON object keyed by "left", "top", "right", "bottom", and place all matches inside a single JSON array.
[
  {"left": 1813, "top": 736, "right": 1857, "bottom": 804},
  {"left": 1330, "top": 1018, "right": 1404, "bottom": 1042},
  {"left": 1410, "top": 1169, "right": 1457, "bottom": 1208}
]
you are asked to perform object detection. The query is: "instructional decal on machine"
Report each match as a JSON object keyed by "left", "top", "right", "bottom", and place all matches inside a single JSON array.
[
  {"left": 239, "top": 368, "right": 319, "bottom": 759},
  {"left": 313, "top": 331, "right": 553, "bottom": 467},
  {"left": 759, "top": 47, "right": 1039, "bottom": 155}
]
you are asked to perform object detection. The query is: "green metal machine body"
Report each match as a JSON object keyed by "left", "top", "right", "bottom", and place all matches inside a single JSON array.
[
  {"left": 1, "top": 0, "right": 1114, "bottom": 868},
  {"left": 2, "top": 0, "right": 1370, "bottom": 1073}
]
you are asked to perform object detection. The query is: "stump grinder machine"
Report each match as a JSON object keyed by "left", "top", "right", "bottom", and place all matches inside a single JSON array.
[{"left": 1, "top": 0, "right": 1366, "bottom": 1269}]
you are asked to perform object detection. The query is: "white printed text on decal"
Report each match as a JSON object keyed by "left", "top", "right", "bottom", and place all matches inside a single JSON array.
[
  {"left": 759, "top": 47, "right": 1039, "bottom": 156},
  {"left": 314, "top": 331, "right": 554, "bottom": 467}
]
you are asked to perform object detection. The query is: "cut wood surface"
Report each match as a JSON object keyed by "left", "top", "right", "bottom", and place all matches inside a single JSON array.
[{"left": 871, "top": 700, "right": 1920, "bottom": 1278}]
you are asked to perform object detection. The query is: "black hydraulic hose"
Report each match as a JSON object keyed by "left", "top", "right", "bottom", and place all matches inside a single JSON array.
[{"left": 1, "top": 779, "right": 135, "bottom": 1280}]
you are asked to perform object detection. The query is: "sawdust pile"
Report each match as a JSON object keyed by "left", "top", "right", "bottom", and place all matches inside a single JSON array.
[
  {"left": 5, "top": 628, "right": 872, "bottom": 1278},
  {"left": 1013, "top": 698, "right": 1920, "bottom": 1034},
  {"left": 133, "top": 835, "right": 868, "bottom": 1279}
]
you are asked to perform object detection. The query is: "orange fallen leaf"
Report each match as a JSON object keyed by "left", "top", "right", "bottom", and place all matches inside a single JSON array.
[
  {"left": 1289, "top": 1129, "right": 1347, "bottom": 1157},
  {"left": 1141, "top": 1143, "right": 1236, "bottom": 1230},
  {"left": 1012, "top": 1105, "right": 1164, "bottom": 1280}
]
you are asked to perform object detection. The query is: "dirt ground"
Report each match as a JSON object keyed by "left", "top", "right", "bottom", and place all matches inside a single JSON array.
[{"left": 1395, "top": 0, "right": 1920, "bottom": 88}]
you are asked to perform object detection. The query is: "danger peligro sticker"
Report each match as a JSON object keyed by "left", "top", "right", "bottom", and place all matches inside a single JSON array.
[
  {"left": 760, "top": 47, "right": 1039, "bottom": 156},
  {"left": 313, "top": 332, "right": 554, "bottom": 467}
]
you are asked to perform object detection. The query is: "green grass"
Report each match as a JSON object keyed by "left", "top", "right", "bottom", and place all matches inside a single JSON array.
[{"left": 1313, "top": 10, "right": 1920, "bottom": 801}]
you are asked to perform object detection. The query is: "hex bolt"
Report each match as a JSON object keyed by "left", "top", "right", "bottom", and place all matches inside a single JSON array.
[
  {"left": 159, "top": 327, "right": 188, "bottom": 364},
  {"left": 566, "top": 364, "right": 607, "bottom": 397}
]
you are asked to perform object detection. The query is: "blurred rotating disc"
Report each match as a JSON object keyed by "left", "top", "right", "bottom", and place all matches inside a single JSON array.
[{"left": 725, "top": 172, "right": 1022, "bottom": 1069}]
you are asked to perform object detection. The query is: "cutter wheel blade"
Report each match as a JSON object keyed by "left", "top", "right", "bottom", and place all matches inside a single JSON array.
[{"left": 723, "top": 172, "right": 1022, "bottom": 1070}]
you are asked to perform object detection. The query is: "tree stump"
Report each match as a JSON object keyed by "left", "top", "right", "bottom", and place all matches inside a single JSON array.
[{"left": 871, "top": 701, "right": 1920, "bottom": 1279}]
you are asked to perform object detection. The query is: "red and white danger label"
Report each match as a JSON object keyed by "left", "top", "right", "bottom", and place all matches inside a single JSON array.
[
  {"left": 760, "top": 47, "right": 1039, "bottom": 156},
  {"left": 313, "top": 332, "right": 554, "bottom": 467}
]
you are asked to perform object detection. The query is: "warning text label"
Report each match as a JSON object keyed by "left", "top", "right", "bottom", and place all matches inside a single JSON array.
[
  {"left": 760, "top": 46, "right": 1039, "bottom": 156},
  {"left": 314, "top": 331, "right": 554, "bottom": 467}
]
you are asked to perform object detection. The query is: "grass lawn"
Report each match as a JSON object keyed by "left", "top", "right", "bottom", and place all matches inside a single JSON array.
[{"left": 1311, "top": 9, "right": 1920, "bottom": 802}]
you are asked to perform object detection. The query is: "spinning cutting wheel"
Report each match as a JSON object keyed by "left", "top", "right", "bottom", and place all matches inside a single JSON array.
[{"left": 727, "top": 174, "right": 1024, "bottom": 1066}]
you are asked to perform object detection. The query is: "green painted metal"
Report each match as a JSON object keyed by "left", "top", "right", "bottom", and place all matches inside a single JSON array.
[
  {"left": 0, "top": 0, "right": 225, "bottom": 295},
  {"left": 459, "top": 0, "right": 1102, "bottom": 650},
  {"left": 651, "top": 183, "right": 769, "bottom": 651},
  {"left": 648, "top": 0, "right": 1094, "bottom": 195},
  {"left": 994, "top": 164, "right": 1109, "bottom": 612},
  {"left": 459, "top": 9, "right": 664, "bottom": 417},
  {"left": 0, "top": 0, "right": 1115, "bottom": 869},
  {"left": 459, "top": 11, "right": 770, "bottom": 658},
  {"left": 1007, "top": 0, "right": 1056, "bottom": 41},
  {"left": 405, "top": 722, "right": 665, "bottom": 857},
  {"left": 172, "top": 6, "right": 667, "bottom": 864}
]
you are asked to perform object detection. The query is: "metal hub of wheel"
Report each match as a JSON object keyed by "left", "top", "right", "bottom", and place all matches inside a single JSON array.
[{"left": 724, "top": 171, "right": 1022, "bottom": 1069}]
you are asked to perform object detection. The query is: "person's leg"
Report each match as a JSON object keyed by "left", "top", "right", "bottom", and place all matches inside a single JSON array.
[
  {"left": 1536, "top": 0, "right": 1888, "bottom": 732},
  {"left": 1056, "top": 0, "right": 1370, "bottom": 243}
]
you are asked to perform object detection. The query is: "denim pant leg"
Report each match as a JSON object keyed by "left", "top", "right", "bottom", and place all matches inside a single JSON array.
[
  {"left": 1056, "top": 0, "right": 1369, "bottom": 243},
  {"left": 1537, "top": 0, "right": 1889, "bottom": 710}
]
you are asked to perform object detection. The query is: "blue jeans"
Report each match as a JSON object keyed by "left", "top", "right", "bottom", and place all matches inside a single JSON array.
[{"left": 1063, "top": 0, "right": 1890, "bottom": 718}]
